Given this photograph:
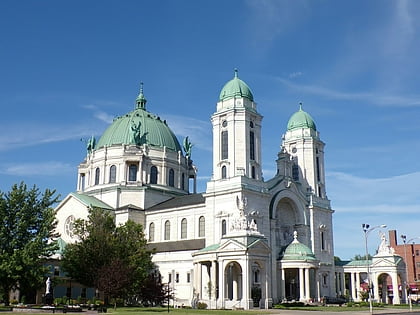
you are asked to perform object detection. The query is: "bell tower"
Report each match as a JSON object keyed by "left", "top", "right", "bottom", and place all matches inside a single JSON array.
[
  {"left": 282, "top": 104, "right": 326, "bottom": 198},
  {"left": 210, "top": 70, "right": 263, "bottom": 182}
]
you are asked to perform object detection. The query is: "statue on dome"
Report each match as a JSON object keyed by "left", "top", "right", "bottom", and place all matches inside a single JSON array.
[
  {"left": 86, "top": 135, "right": 96, "bottom": 154},
  {"left": 183, "top": 136, "right": 193, "bottom": 159},
  {"left": 377, "top": 231, "right": 395, "bottom": 255},
  {"left": 131, "top": 120, "right": 142, "bottom": 145}
]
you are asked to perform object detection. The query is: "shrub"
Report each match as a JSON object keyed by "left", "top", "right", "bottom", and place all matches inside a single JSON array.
[{"left": 197, "top": 302, "right": 207, "bottom": 309}]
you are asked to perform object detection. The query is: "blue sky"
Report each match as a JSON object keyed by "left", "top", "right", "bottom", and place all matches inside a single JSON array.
[{"left": 1, "top": 0, "right": 419, "bottom": 260}]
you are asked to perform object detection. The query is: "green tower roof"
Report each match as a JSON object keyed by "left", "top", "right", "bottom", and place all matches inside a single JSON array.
[
  {"left": 282, "top": 233, "right": 317, "bottom": 261},
  {"left": 219, "top": 69, "right": 254, "bottom": 102},
  {"left": 95, "top": 86, "right": 182, "bottom": 152},
  {"left": 287, "top": 104, "right": 317, "bottom": 131}
]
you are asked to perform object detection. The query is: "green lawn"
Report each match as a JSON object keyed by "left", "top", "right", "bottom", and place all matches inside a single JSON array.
[{"left": 1, "top": 304, "right": 419, "bottom": 314}]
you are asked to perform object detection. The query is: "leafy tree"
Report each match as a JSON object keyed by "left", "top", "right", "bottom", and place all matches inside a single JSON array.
[
  {"left": 62, "top": 207, "right": 156, "bottom": 305},
  {"left": 353, "top": 254, "right": 372, "bottom": 260},
  {"left": 0, "top": 182, "right": 59, "bottom": 305}
]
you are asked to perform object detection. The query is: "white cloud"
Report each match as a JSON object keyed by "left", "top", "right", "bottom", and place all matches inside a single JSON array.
[
  {"left": 277, "top": 77, "right": 420, "bottom": 107},
  {"left": 327, "top": 171, "right": 420, "bottom": 208},
  {"left": 0, "top": 122, "right": 105, "bottom": 151},
  {"left": 83, "top": 104, "right": 115, "bottom": 124},
  {"left": 245, "top": 0, "right": 310, "bottom": 43},
  {"left": 289, "top": 72, "right": 303, "bottom": 79},
  {"left": 0, "top": 161, "right": 74, "bottom": 176},
  {"left": 163, "top": 114, "right": 212, "bottom": 152}
]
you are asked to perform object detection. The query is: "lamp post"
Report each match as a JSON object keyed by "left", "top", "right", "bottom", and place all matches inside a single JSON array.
[
  {"left": 401, "top": 235, "right": 420, "bottom": 312},
  {"left": 362, "top": 223, "right": 387, "bottom": 314}
]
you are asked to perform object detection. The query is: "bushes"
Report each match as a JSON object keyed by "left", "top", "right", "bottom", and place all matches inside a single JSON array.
[{"left": 196, "top": 302, "right": 207, "bottom": 309}]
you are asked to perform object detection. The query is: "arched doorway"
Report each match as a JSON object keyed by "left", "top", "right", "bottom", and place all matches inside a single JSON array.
[{"left": 225, "top": 262, "right": 242, "bottom": 301}]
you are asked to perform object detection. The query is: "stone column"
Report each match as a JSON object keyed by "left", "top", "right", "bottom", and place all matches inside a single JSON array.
[
  {"left": 197, "top": 263, "right": 202, "bottom": 299},
  {"left": 372, "top": 272, "right": 379, "bottom": 303},
  {"left": 299, "top": 268, "right": 305, "bottom": 301},
  {"left": 211, "top": 261, "right": 217, "bottom": 302},
  {"left": 281, "top": 268, "right": 286, "bottom": 302},
  {"left": 316, "top": 272, "right": 321, "bottom": 302},
  {"left": 341, "top": 272, "right": 346, "bottom": 297},
  {"left": 392, "top": 273, "right": 400, "bottom": 304},
  {"left": 305, "top": 268, "right": 310, "bottom": 300},
  {"left": 350, "top": 272, "right": 357, "bottom": 301},
  {"left": 355, "top": 272, "right": 360, "bottom": 301},
  {"left": 219, "top": 260, "right": 225, "bottom": 309}
]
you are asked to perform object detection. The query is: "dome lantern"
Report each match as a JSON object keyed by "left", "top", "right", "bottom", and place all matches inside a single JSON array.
[{"left": 136, "top": 82, "right": 147, "bottom": 109}]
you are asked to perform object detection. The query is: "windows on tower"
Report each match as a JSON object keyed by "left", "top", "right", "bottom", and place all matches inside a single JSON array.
[
  {"left": 221, "top": 131, "right": 228, "bottom": 160},
  {"left": 250, "top": 131, "right": 255, "bottom": 160}
]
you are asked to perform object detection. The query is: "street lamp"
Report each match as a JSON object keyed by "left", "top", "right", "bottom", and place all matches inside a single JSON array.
[
  {"left": 362, "top": 223, "right": 387, "bottom": 314},
  {"left": 401, "top": 235, "right": 420, "bottom": 312}
]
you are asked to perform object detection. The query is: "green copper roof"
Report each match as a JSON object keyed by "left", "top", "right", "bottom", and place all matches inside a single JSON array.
[
  {"left": 282, "top": 236, "right": 317, "bottom": 261},
  {"left": 287, "top": 104, "right": 317, "bottom": 131},
  {"left": 95, "top": 87, "right": 182, "bottom": 152},
  {"left": 219, "top": 69, "right": 254, "bottom": 102},
  {"left": 70, "top": 192, "right": 114, "bottom": 210}
]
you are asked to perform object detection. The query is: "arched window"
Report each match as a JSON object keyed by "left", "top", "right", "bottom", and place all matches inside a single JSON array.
[
  {"left": 251, "top": 166, "right": 256, "bottom": 179},
  {"left": 181, "top": 218, "right": 187, "bottom": 239},
  {"left": 109, "top": 165, "right": 116, "bottom": 183},
  {"left": 221, "top": 130, "right": 228, "bottom": 160},
  {"left": 181, "top": 173, "right": 185, "bottom": 190},
  {"left": 198, "top": 216, "right": 205, "bottom": 237},
  {"left": 150, "top": 166, "right": 158, "bottom": 184},
  {"left": 94, "top": 168, "right": 100, "bottom": 185},
  {"left": 221, "top": 165, "right": 227, "bottom": 179},
  {"left": 149, "top": 222, "right": 155, "bottom": 242},
  {"left": 168, "top": 168, "right": 174, "bottom": 187},
  {"left": 128, "top": 164, "right": 137, "bottom": 182},
  {"left": 164, "top": 220, "right": 170, "bottom": 240},
  {"left": 222, "top": 219, "right": 227, "bottom": 236}
]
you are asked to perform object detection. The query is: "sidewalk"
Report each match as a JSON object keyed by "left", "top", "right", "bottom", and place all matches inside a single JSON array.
[{"left": 263, "top": 309, "right": 420, "bottom": 315}]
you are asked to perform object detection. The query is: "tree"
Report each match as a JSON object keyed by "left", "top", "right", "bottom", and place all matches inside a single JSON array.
[
  {"left": 353, "top": 254, "right": 372, "bottom": 260},
  {"left": 62, "top": 207, "right": 156, "bottom": 305},
  {"left": 0, "top": 182, "right": 59, "bottom": 305}
]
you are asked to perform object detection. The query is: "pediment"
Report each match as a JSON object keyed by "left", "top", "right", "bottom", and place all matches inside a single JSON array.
[
  {"left": 371, "top": 255, "right": 403, "bottom": 268},
  {"left": 218, "top": 239, "right": 247, "bottom": 252},
  {"left": 248, "top": 238, "right": 271, "bottom": 253}
]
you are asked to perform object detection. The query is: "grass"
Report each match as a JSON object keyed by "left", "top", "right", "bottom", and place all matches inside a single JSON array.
[{"left": 0, "top": 304, "right": 419, "bottom": 314}]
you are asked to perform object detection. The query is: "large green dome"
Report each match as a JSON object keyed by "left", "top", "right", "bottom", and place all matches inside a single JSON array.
[
  {"left": 282, "top": 235, "right": 317, "bottom": 261},
  {"left": 287, "top": 104, "right": 317, "bottom": 131},
  {"left": 95, "top": 88, "right": 182, "bottom": 152},
  {"left": 219, "top": 69, "right": 254, "bottom": 102}
]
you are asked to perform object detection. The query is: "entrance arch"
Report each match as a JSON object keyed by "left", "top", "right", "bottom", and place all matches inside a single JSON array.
[{"left": 225, "top": 262, "right": 242, "bottom": 301}]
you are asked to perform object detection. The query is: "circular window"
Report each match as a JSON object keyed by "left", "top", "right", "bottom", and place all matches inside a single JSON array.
[
  {"left": 292, "top": 147, "right": 297, "bottom": 154},
  {"left": 222, "top": 120, "right": 227, "bottom": 127},
  {"left": 64, "top": 215, "right": 76, "bottom": 238}
]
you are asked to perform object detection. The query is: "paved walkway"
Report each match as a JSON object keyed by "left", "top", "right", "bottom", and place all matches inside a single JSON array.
[{"left": 263, "top": 309, "right": 420, "bottom": 315}]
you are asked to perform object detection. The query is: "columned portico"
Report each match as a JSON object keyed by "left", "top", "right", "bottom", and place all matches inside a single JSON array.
[{"left": 279, "top": 232, "right": 319, "bottom": 302}]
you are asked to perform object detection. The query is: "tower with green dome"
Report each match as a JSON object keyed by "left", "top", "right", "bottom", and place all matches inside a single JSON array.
[
  {"left": 282, "top": 103, "right": 326, "bottom": 199},
  {"left": 209, "top": 69, "right": 262, "bottom": 184}
]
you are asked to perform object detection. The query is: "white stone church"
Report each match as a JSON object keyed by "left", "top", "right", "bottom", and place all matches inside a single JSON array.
[{"left": 53, "top": 71, "right": 407, "bottom": 308}]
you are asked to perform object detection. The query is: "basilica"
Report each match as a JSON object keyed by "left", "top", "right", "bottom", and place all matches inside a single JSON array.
[{"left": 52, "top": 71, "right": 407, "bottom": 308}]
